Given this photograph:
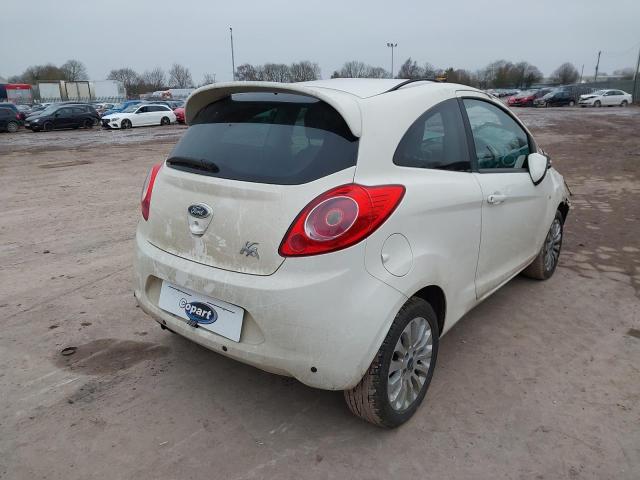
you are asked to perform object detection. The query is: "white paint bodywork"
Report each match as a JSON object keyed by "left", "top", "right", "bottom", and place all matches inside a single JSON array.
[
  {"left": 102, "top": 104, "right": 176, "bottom": 129},
  {"left": 134, "top": 79, "right": 570, "bottom": 390},
  {"left": 578, "top": 89, "right": 633, "bottom": 106}
]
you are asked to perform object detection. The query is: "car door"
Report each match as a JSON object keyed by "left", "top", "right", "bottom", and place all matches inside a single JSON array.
[
  {"left": 362, "top": 98, "right": 483, "bottom": 318},
  {"left": 460, "top": 97, "right": 551, "bottom": 298},
  {"left": 149, "top": 105, "right": 164, "bottom": 124},
  {"left": 54, "top": 107, "right": 72, "bottom": 129},
  {"left": 133, "top": 106, "right": 149, "bottom": 126},
  {"left": 604, "top": 91, "right": 616, "bottom": 106},
  {"left": 71, "top": 107, "right": 86, "bottom": 127}
]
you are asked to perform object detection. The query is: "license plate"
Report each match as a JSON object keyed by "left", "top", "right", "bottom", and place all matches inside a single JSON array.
[{"left": 158, "top": 281, "right": 244, "bottom": 342}]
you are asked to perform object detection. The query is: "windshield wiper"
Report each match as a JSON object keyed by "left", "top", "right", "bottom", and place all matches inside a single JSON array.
[{"left": 166, "top": 156, "right": 220, "bottom": 173}]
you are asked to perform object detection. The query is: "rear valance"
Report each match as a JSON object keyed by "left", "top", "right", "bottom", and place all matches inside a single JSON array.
[{"left": 184, "top": 81, "right": 362, "bottom": 137}]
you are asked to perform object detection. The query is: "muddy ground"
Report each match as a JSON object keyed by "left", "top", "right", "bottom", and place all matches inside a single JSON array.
[{"left": 1, "top": 108, "right": 639, "bottom": 480}]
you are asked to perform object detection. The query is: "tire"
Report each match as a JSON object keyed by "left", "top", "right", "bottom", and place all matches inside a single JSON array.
[
  {"left": 594, "top": 100, "right": 601, "bottom": 107},
  {"left": 43, "top": 121, "right": 53, "bottom": 132},
  {"left": 569, "top": 100, "right": 575, "bottom": 107},
  {"left": 6, "top": 121, "right": 18, "bottom": 133},
  {"left": 621, "top": 100, "right": 628, "bottom": 107},
  {"left": 160, "top": 116, "right": 170, "bottom": 126},
  {"left": 344, "top": 297, "right": 439, "bottom": 428},
  {"left": 522, "top": 210, "right": 564, "bottom": 280},
  {"left": 83, "top": 118, "right": 93, "bottom": 129},
  {"left": 121, "top": 119, "right": 132, "bottom": 130}
]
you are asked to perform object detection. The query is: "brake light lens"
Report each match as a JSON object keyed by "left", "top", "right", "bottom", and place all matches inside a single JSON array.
[
  {"left": 279, "top": 184, "right": 405, "bottom": 257},
  {"left": 140, "top": 162, "right": 162, "bottom": 221}
]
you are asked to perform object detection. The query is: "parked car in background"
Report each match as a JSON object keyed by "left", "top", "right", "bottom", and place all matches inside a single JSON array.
[
  {"left": 101, "top": 100, "right": 144, "bottom": 117},
  {"left": 507, "top": 88, "right": 553, "bottom": 107},
  {"left": 534, "top": 89, "right": 576, "bottom": 107},
  {"left": 174, "top": 106, "right": 185, "bottom": 123},
  {"left": 101, "top": 104, "right": 176, "bottom": 129},
  {"left": 147, "top": 100, "right": 184, "bottom": 110},
  {"left": 28, "top": 103, "right": 51, "bottom": 115},
  {"left": 578, "top": 89, "right": 632, "bottom": 107},
  {"left": 0, "top": 107, "right": 21, "bottom": 133},
  {"left": 24, "top": 104, "right": 99, "bottom": 132},
  {"left": 0, "top": 102, "right": 22, "bottom": 119},
  {"left": 134, "top": 79, "right": 570, "bottom": 428},
  {"left": 16, "top": 104, "right": 33, "bottom": 119},
  {"left": 92, "top": 102, "right": 116, "bottom": 116}
]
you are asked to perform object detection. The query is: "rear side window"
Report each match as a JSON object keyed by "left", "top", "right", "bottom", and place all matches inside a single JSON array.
[
  {"left": 167, "top": 92, "right": 358, "bottom": 185},
  {"left": 393, "top": 98, "right": 470, "bottom": 171}
]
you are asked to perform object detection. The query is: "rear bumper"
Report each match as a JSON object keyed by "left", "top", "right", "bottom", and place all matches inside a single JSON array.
[{"left": 133, "top": 232, "right": 407, "bottom": 390}]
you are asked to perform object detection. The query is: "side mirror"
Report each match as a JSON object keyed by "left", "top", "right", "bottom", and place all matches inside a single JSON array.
[{"left": 528, "top": 152, "right": 548, "bottom": 185}]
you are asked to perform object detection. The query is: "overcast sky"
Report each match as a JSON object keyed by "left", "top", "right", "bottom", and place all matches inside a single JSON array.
[{"left": 2, "top": 0, "right": 639, "bottom": 82}]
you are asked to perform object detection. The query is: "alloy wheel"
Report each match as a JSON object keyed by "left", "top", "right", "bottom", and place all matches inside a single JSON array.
[
  {"left": 543, "top": 218, "right": 562, "bottom": 272},
  {"left": 388, "top": 316, "right": 433, "bottom": 411}
]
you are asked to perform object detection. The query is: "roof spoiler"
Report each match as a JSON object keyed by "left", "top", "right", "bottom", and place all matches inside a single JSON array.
[{"left": 184, "top": 81, "right": 362, "bottom": 137}]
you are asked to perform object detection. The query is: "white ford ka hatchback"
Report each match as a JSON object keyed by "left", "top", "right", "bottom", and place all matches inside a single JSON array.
[{"left": 134, "top": 79, "right": 570, "bottom": 427}]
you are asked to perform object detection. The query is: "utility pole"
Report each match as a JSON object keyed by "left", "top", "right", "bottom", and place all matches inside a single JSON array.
[
  {"left": 594, "top": 50, "right": 601, "bottom": 83},
  {"left": 579, "top": 64, "right": 584, "bottom": 84},
  {"left": 230, "top": 26, "right": 236, "bottom": 81},
  {"left": 633, "top": 46, "right": 640, "bottom": 104},
  {"left": 386, "top": 43, "right": 397, "bottom": 78}
]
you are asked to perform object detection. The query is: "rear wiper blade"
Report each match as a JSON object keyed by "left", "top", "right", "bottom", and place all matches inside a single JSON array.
[{"left": 166, "top": 156, "right": 219, "bottom": 173}]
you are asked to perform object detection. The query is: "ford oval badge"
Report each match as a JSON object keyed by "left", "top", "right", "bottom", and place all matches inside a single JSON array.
[{"left": 188, "top": 203, "right": 211, "bottom": 219}]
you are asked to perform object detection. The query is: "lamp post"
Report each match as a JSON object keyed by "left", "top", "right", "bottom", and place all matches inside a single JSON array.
[
  {"left": 386, "top": 43, "right": 397, "bottom": 78},
  {"left": 230, "top": 26, "right": 236, "bottom": 81},
  {"left": 594, "top": 50, "right": 601, "bottom": 83}
]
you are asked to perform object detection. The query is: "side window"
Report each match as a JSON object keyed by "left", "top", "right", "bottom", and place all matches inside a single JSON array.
[
  {"left": 462, "top": 99, "right": 531, "bottom": 170},
  {"left": 72, "top": 107, "right": 85, "bottom": 114},
  {"left": 393, "top": 98, "right": 470, "bottom": 171},
  {"left": 138, "top": 106, "right": 148, "bottom": 113}
]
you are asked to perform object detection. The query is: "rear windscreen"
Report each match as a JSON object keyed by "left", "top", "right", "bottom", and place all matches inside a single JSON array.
[{"left": 166, "top": 92, "right": 358, "bottom": 185}]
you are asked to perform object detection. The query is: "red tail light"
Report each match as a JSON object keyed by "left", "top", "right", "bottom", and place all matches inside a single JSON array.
[
  {"left": 279, "top": 184, "right": 405, "bottom": 257},
  {"left": 140, "top": 162, "right": 162, "bottom": 221}
]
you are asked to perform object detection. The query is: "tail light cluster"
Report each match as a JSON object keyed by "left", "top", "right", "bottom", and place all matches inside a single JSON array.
[
  {"left": 141, "top": 162, "right": 163, "bottom": 221},
  {"left": 279, "top": 184, "right": 405, "bottom": 257}
]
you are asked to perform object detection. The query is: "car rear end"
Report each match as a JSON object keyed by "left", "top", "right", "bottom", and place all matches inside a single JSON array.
[{"left": 133, "top": 87, "right": 407, "bottom": 390}]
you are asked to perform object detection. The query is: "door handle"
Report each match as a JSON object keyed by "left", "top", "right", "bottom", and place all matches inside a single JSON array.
[{"left": 487, "top": 193, "right": 507, "bottom": 205}]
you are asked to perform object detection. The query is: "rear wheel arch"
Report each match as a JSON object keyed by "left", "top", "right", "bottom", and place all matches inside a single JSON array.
[{"left": 410, "top": 285, "right": 446, "bottom": 334}]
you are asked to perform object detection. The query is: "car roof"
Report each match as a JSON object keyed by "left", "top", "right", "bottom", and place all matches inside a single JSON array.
[
  {"left": 298, "top": 78, "right": 432, "bottom": 98},
  {"left": 185, "top": 79, "right": 474, "bottom": 136}
]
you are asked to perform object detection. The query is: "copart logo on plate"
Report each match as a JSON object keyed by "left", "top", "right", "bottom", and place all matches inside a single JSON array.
[{"left": 179, "top": 298, "right": 217, "bottom": 324}]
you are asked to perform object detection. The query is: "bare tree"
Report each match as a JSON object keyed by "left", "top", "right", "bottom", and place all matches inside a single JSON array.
[
  {"left": 10, "top": 64, "right": 66, "bottom": 83},
  {"left": 423, "top": 63, "right": 437, "bottom": 78},
  {"left": 613, "top": 67, "right": 635, "bottom": 80},
  {"left": 201, "top": 73, "right": 217, "bottom": 85},
  {"left": 60, "top": 59, "right": 88, "bottom": 81},
  {"left": 107, "top": 68, "right": 140, "bottom": 91},
  {"left": 331, "top": 61, "right": 388, "bottom": 78},
  {"left": 168, "top": 63, "right": 194, "bottom": 88},
  {"left": 367, "top": 66, "right": 390, "bottom": 78},
  {"left": 397, "top": 58, "right": 423, "bottom": 79},
  {"left": 551, "top": 63, "right": 579, "bottom": 85},
  {"left": 235, "top": 63, "right": 259, "bottom": 81},
  {"left": 261, "top": 63, "right": 291, "bottom": 82},
  {"left": 340, "top": 61, "right": 370, "bottom": 78},
  {"left": 141, "top": 67, "right": 166, "bottom": 90},
  {"left": 289, "top": 61, "right": 320, "bottom": 82}
]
